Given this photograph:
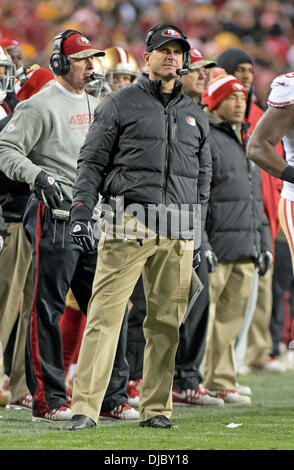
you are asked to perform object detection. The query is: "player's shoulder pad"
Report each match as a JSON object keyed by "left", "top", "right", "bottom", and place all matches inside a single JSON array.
[{"left": 267, "top": 72, "right": 294, "bottom": 107}]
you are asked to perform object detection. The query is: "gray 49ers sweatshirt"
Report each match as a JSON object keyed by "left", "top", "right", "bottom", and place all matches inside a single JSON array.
[{"left": 0, "top": 82, "right": 98, "bottom": 202}]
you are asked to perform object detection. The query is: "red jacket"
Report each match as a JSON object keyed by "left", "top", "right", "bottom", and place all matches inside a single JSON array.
[{"left": 246, "top": 102, "right": 283, "bottom": 257}]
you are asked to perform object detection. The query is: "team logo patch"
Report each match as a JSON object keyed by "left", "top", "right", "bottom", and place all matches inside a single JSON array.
[
  {"left": 6, "top": 123, "right": 15, "bottom": 133},
  {"left": 233, "top": 82, "right": 244, "bottom": 91},
  {"left": 186, "top": 116, "right": 196, "bottom": 126},
  {"left": 77, "top": 36, "right": 90, "bottom": 46},
  {"left": 73, "top": 224, "right": 81, "bottom": 233},
  {"left": 161, "top": 29, "right": 181, "bottom": 38},
  {"left": 190, "top": 49, "right": 202, "bottom": 58}
]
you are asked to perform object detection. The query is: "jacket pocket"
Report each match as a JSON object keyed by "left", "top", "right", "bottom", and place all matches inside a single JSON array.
[{"left": 103, "top": 167, "right": 121, "bottom": 195}]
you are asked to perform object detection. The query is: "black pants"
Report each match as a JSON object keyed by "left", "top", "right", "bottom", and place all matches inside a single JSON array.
[
  {"left": 127, "top": 247, "right": 210, "bottom": 390},
  {"left": 23, "top": 194, "right": 128, "bottom": 415},
  {"left": 271, "top": 239, "right": 294, "bottom": 356}
]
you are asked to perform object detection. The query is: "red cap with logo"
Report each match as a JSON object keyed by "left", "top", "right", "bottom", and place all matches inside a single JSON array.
[
  {"left": 189, "top": 48, "right": 216, "bottom": 70},
  {"left": 62, "top": 33, "right": 105, "bottom": 59}
]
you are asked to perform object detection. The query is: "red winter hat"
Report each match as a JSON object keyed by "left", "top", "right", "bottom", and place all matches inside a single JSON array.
[
  {"left": 189, "top": 48, "right": 216, "bottom": 70},
  {"left": 0, "top": 37, "right": 21, "bottom": 49},
  {"left": 62, "top": 33, "right": 104, "bottom": 59},
  {"left": 16, "top": 65, "right": 55, "bottom": 101},
  {"left": 206, "top": 74, "right": 247, "bottom": 110}
]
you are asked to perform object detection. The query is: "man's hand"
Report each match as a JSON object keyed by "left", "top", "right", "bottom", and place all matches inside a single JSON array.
[
  {"left": 34, "top": 170, "right": 63, "bottom": 209},
  {"left": 256, "top": 251, "right": 273, "bottom": 276},
  {"left": 70, "top": 203, "right": 95, "bottom": 251},
  {"left": 70, "top": 220, "right": 95, "bottom": 251},
  {"left": 205, "top": 249, "right": 218, "bottom": 273}
]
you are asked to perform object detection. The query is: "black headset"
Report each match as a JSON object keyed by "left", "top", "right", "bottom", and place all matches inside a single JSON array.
[
  {"left": 50, "top": 29, "right": 82, "bottom": 76},
  {"left": 145, "top": 24, "right": 191, "bottom": 71}
]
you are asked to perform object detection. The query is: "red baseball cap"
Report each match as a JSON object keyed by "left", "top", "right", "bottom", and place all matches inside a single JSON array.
[
  {"left": 0, "top": 37, "right": 21, "bottom": 49},
  {"left": 62, "top": 33, "right": 104, "bottom": 59},
  {"left": 189, "top": 48, "right": 216, "bottom": 70}
]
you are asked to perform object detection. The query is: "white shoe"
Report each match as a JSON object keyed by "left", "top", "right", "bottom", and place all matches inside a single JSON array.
[
  {"left": 100, "top": 403, "right": 139, "bottom": 421},
  {"left": 32, "top": 406, "right": 72, "bottom": 422},
  {"left": 128, "top": 395, "right": 140, "bottom": 407},
  {"left": 236, "top": 383, "right": 252, "bottom": 396},
  {"left": 205, "top": 388, "right": 251, "bottom": 405},
  {"left": 172, "top": 386, "right": 224, "bottom": 407},
  {"left": 263, "top": 358, "right": 287, "bottom": 373},
  {"left": 6, "top": 393, "right": 32, "bottom": 411},
  {"left": 250, "top": 358, "right": 287, "bottom": 374}
]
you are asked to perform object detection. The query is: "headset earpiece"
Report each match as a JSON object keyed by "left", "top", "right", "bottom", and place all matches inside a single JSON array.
[
  {"left": 50, "top": 29, "right": 81, "bottom": 76},
  {"left": 182, "top": 51, "right": 191, "bottom": 70}
]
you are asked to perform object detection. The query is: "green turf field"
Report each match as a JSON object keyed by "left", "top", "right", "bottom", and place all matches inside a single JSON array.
[{"left": 0, "top": 371, "right": 294, "bottom": 451}]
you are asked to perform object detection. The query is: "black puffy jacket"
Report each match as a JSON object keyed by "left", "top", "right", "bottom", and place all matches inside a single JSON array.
[
  {"left": 203, "top": 117, "right": 271, "bottom": 261},
  {"left": 73, "top": 75, "right": 212, "bottom": 241}
]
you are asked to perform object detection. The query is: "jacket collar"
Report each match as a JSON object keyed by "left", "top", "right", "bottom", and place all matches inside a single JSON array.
[
  {"left": 136, "top": 73, "right": 185, "bottom": 105},
  {"left": 205, "top": 108, "right": 251, "bottom": 147}
]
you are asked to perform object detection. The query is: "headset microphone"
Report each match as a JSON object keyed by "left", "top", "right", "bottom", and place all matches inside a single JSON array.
[
  {"left": 90, "top": 72, "right": 100, "bottom": 81},
  {"left": 176, "top": 68, "right": 190, "bottom": 76}
]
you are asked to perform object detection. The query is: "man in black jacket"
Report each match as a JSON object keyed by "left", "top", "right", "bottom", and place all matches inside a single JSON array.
[
  {"left": 126, "top": 48, "right": 223, "bottom": 408},
  {"left": 201, "top": 74, "right": 272, "bottom": 404},
  {"left": 66, "top": 24, "right": 212, "bottom": 430}
]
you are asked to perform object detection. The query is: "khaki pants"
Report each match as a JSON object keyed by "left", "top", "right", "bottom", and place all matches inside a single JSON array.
[
  {"left": 203, "top": 260, "right": 255, "bottom": 390},
  {"left": 71, "top": 227, "right": 194, "bottom": 424},
  {"left": 0, "top": 222, "right": 33, "bottom": 400},
  {"left": 245, "top": 266, "right": 273, "bottom": 367}
]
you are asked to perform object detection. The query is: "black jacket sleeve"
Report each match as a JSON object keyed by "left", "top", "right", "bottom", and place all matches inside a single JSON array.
[
  {"left": 197, "top": 119, "right": 212, "bottom": 240},
  {"left": 72, "top": 94, "right": 120, "bottom": 211}
]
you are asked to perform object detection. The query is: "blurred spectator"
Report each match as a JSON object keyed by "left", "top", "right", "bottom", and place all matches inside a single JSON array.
[{"left": 0, "top": 0, "right": 292, "bottom": 110}]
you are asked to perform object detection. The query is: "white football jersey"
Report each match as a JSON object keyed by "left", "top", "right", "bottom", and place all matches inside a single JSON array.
[{"left": 268, "top": 72, "right": 294, "bottom": 201}]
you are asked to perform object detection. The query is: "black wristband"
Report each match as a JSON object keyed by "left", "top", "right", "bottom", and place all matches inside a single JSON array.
[
  {"left": 70, "top": 203, "right": 92, "bottom": 223},
  {"left": 281, "top": 166, "right": 294, "bottom": 184}
]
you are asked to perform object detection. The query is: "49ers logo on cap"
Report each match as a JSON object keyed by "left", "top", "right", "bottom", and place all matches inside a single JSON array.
[
  {"left": 161, "top": 29, "right": 181, "bottom": 38},
  {"left": 186, "top": 116, "right": 196, "bottom": 126},
  {"left": 77, "top": 36, "right": 90, "bottom": 46},
  {"left": 190, "top": 49, "right": 203, "bottom": 58},
  {"left": 233, "top": 82, "right": 244, "bottom": 91}
]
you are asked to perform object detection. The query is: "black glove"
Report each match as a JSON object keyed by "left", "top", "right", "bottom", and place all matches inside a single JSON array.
[
  {"left": 205, "top": 249, "right": 218, "bottom": 273},
  {"left": 70, "top": 203, "right": 95, "bottom": 252},
  {"left": 193, "top": 248, "right": 201, "bottom": 270},
  {"left": 256, "top": 251, "right": 273, "bottom": 276},
  {"left": 34, "top": 170, "right": 63, "bottom": 209}
]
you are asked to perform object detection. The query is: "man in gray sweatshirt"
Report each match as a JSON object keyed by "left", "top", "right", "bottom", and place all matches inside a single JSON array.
[{"left": 0, "top": 30, "right": 138, "bottom": 423}]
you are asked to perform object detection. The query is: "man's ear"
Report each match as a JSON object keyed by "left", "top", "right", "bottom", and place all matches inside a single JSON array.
[{"left": 144, "top": 52, "right": 151, "bottom": 67}]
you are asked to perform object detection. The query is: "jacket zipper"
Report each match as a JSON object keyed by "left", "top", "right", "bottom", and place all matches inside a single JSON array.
[{"left": 163, "top": 106, "right": 169, "bottom": 204}]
